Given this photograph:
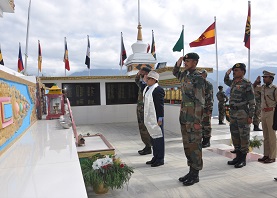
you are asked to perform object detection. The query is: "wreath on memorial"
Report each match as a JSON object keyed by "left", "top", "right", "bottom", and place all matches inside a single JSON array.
[{"left": 80, "top": 153, "right": 134, "bottom": 192}]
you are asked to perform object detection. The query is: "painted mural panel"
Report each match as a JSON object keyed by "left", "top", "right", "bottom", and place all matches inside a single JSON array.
[{"left": 0, "top": 75, "right": 36, "bottom": 154}]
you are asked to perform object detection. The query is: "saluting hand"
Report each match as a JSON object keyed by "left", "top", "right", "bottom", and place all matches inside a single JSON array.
[
  {"left": 226, "top": 68, "right": 232, "bottom": 75},
  {"left": 176, "top": 57, "right": 184, "bottom": 67}
]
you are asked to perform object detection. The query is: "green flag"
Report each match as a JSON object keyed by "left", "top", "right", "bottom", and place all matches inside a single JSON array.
[{"left": 172, "top": 29, "right": 184, "bottom": 52}]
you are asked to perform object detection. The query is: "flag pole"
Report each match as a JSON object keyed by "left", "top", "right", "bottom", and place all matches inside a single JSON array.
[
  {"left": 24, "top": 0, "right": 31, "bottom": 75},
  {"left": 248, "top": 1, "right": 251, "bottom": 80},
  {"left": 120, "top": 32, "right": 123, "bottom": 76},
  {"left": 214, "top": 16, "right": 219, "bottom": 88},
  {"left": 64, "top": 37, "right": 66, "bottom": 77},
  {"left": 182, "top": 25, "right": 184, "bottom": 57},
  {"left": 88, "top": 35, "right": 90, "bottom": 76},
  {"left": 37, "top": 40, "right": 39, "bottom": 77}
]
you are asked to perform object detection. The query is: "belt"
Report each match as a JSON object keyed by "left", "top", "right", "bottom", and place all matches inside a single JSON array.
[
  {"left": 229, "top": 105, "right": 247, "bottom": 110},
  {"left": 182, "top": 102, "right": 194, "bottom": 107},
  {"left": 263, "top": 107, "right": 274, "bottom": 112}
]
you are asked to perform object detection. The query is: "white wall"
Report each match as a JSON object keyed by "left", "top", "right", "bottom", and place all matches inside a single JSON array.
[
  {"left": 164, "top": 104, "right": 181, "bottom": 134},
  {"left": 71, "top": 104, "right": 137, "bottom": 125}
]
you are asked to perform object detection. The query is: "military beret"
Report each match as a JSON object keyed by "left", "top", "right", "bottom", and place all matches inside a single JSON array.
[
  {"left": 141, "top": 67, "right": 151, "bottom": 73},
  {"left": 218, "top": 86, "right": 223, "bottom": 89},
  {"left": 232, "top": 63, "right": 246, "bottom": 71},
  {"left": 183, "top": 52, "right": 199, "bottom": 61},
  {"left": 262, "top": 70, "right": 275, "bottom": 77}
]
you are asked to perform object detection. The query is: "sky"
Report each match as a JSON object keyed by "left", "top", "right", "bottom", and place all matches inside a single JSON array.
[{"left": 0, "top": 0, "right": 277, "bottom": 77}]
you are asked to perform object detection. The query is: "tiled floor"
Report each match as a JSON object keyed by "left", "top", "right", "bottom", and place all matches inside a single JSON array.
[
  {"left": 0, "top": 120, "right": 87, "bottom": 198},
  {"left": 76, "top": 119, "right": 277, "bottom": 198}
]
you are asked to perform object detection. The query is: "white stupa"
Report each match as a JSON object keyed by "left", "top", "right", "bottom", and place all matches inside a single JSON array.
[
  {"left": 125, "top": 1, "right": 156, "bottom": 76},
  {"left": 0, "top": 0, "right": 15, "bottom": 17}
]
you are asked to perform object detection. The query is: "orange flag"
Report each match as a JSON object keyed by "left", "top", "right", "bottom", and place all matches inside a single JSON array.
[{"left": 189, "top": 22, "right": 215, "bottom": 47}]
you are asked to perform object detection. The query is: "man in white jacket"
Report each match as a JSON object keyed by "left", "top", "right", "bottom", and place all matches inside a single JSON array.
[{"left": 143, "top": 71, "right": 165, "bottom": 167}]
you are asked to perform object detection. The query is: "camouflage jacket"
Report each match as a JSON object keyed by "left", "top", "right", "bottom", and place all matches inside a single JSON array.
[
  {"left": 135, "top": 74, "right": 147, "bottom": 105},
  {"left": 216, "top": 90, "right": 228, "bottom": 103},
  {"left": 205, "top": 80, "right": 214, "bottom": 112},
  {"left": 254, "top": 86, "right": 261, "bottom": 105},
  {"left": 173, "top": 64, "right": 205, "bottom": 124},
  {"left": 224, "top": 73, "right": 255, "bottom": 118}
]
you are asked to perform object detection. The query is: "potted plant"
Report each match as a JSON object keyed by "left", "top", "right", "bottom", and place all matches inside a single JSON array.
[
  {"left": 249, "top": 135, "right": 263, "bottom": 152},
  {"left": 80, "top": 153, "right": 134, "bottom": 194}
]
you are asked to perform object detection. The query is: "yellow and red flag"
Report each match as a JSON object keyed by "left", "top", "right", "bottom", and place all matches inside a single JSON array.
[
  {"left": 64, "top": 37, "right": 70, "bottom": 71},
  {"left": 18, "top": 43, "right": 24, "bottom": 72},
  {"left": 189, "top": 22, "right": 215, "bottom": 47}
]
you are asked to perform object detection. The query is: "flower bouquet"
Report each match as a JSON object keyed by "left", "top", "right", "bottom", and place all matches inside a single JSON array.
[{"left": 80, "top": 153, "right": 134, "bottom": 193}]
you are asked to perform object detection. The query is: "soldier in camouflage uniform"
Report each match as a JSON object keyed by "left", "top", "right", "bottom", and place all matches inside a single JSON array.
[
  {"left": 135, "top": 67, "right": 152, "bottom": 155},
  {"left": 200, "top": 69, "right": 213, "bottom": 148},
  {"left": 216, "top": 86, "right": 228, "bottom": 124},
  {"left": 173, "top": 53, "right": 205, "bottom": 186},
  {"left": 253, "top": 85, "right": 262, "bottom": 131},
  {"left": 224, "top": 63, "right": 255, "bottom": 168}
]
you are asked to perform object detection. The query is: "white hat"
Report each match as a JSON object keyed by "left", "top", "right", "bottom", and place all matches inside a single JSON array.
[{"left": 147, "top": 71, "right": 159, "bottom": 81}]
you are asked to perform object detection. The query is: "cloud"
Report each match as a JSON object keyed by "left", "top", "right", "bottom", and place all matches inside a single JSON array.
[{"left": 0, "top": 0, "right": 277, "bottom": 76}]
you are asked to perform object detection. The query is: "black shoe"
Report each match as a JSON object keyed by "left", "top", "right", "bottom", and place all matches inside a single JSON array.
[
  {"left": 182, "top": 168, "right": 199, "bottom": 186},
  {"left": 274, "top": 178, "right": 277, "bottom": 181},
  {"left": 183, "top": 176, "right": 199, "bottom": 186},
  {"left": 146, "top": 159, "right": 155, "bottom": 165},
  {"left": 138, "top": 147, "right": 152, "bottom": 155},
  {"left": 253, "top": 125, "right": 262, "bottom": 131},
  {"left": 202, "top": 137, "right": 211, "bottom": 148},
  {"left": 258, "top": 156, "right": 269, "bottom": 162},
  {"left": 230, "top": 149, "right": 238, "bottom": 153},
  {"left": 234, "top": 153, "right": 247, "bottom": 168},
  {"left": 151, "top": 161, "right": 164, "bottom": 167},
  {"left": 227, "top": 151, "right": 239, "bottom": 165},
  {"left": 179, "top": 173, "right": 191, "bottom": 182},
  {"left": 219, "top": 122, "right": 226, "bottom": 125}
]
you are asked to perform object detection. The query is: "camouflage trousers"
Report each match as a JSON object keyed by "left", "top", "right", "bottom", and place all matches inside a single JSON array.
[
  {"left": 180, "top": 123, "right": 203, "bottom": 170},
  {"left": 229, "top": 109, "right": 250, "bottom": 154},
  {"left": 202, "top": 111, "right": 212, "bottom": 138},
  {"left": 137, "top": 104, "right": 151, "bottom": 147},
  {"left": 218, "top": 102, "right": 225, "bottom": 122},
  {"left": 253, "top": 103, "right": 261, "bottom": 126}
]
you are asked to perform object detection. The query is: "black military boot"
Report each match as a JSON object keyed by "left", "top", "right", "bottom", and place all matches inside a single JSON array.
[
  {"left": 179, "top": 167, "right": 193, "bottom": 182},
  {"left": 234, "top": 153, "right": 247, "bottom": 168},
  {"left": 202, "top": 137, "right": 211, "bottom": 148},
  {"left": 230, "top": 148, "right": 239, "bottom": 153},
  {"left": 253, "top": 125, "right": 262, "bottom": 131},
  {"left": 183, "top": 167, "right": 199, "bottom": 186},
  {"left": 227, "top": 151, "right": 240, "bottom": 165},
  {"left": 219, "top": 121, "right": 226, "bottom": 125}
]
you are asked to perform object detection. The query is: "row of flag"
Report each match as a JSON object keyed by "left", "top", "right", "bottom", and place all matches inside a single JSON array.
[
  {"left": 0, "top": 36, "right": 91, "bottom": 74},
  {"left": 173, "top": 2, "right": 250, "bottom": 51},
  {"left": 0, "top": 2, "right": 250, "bottom": 73}
]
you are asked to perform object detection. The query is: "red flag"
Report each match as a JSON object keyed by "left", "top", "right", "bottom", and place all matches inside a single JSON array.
[
  {"left": 244, "top": 1, "right": 251, "bottom": 49},
  {"left": 189, "top": 22, "right": 215, "bottom": 47},
  {"left": 18, "top": 43, "right": 24, "bottom": 72},
  {"left": 64, "top": 37, "right": 70, "bottom": 71},
  {"left": 119, "top": 33, "right": 127, "bottom": 66},
  {"left": 147, "top": 44, "right": 150, "bottom": 53}
]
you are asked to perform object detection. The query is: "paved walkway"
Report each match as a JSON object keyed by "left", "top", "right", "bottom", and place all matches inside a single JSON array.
[{"left": 77, "top": 119, "right": 277, "bottom": 198}]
